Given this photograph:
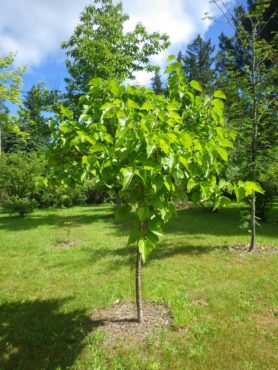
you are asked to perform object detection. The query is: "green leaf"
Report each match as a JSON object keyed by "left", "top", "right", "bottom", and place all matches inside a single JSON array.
[
  {"left": 138, "top": 239, "right": 155, "bottom": 263},
  {"left": 159, "top": 139, "right": 170, "bottom": 155},
  {"left": 165, "top": 62, "right": 181, "bottom": 74},
  {"left": 100, "top": 102, "right": 116, "bottom": 111},
  {"left": 214, "top": 90, "right": 226, "bottom": 100},
  {"left": 169, "top": 111, "right": 182, "bottom": 124},
  {"left": 82, "top": 155, "right": 88, "bottom": 165},
  {"left": 167, "top": 102, "right": 179, "bottom": 111},
  {"left": 213, "top": 195, "right": 231, "bottom": 210},
  {"left": 110, "top": 80, "right": 120, "bottom": 96},
  {"left": 127, "top": 230, "right": 143, "bottom": 246},
  {"left": 187, "top": 178, "right": 197, "bottom": 192},
  {"left": 136, "top": 207, "right": 150, "bottom": 222},
  {"left": 234, "top": 184, "right": 246, "bottom": 202},
  {"left": 120, "top": 168, "right": 134, "bottom": 190},
  {"left": 77, "top": 131, "right": 95, "bottom": 145},
  {"left": 179, "top": 155, "right": 187, "bottom": 167},
  {"left": 244, "top": 181, "right": 264, "bottom": 196},
  {"left": 164, "top": 176, "right": 174, "bottom": 192},
  {"left": 89, "top": 143, "right": 106, "bottom": 153},
  {"left": 128, "top": 99, "right": 140, "bottom": 109},
  {"left": 221, "top": 139, "right": 234, "bottom": 148},
  {"left": 213, "top": 98, "right": 224, "bottom": 114},
  {"left": 216, "top": 147, "right": 228, "bottom": 161},
  {"left": 141, "top": 102, "right": 154, "bottom": 110},
  {"left": 60, "top": 105, "right": 73, "bottom": 119},
  {"left": 166, "top": 55, "right": 176, "bottom": 62},
  {"left": 190, "top": 80, "right": 202, "bottom": 92}
]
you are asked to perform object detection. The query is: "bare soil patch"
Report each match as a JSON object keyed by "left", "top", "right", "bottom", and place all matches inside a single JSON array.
[
  {"left": 192, "top": 298, "right": 209, "bottom": 306},
  {"left": 228, "top": 244, "right": 277, "bottom": 255},
  {"left": 55, "top": 240, "right": 84, "bottom": 248},
  {"left": 176, "top": 203, "right": 191, "bottom": 211},
  {"left": 253, "top": 309, "right": 278, "bottom": 327},
  {"left": 91, "top": 301, "right": 173, "bottom": 348}
]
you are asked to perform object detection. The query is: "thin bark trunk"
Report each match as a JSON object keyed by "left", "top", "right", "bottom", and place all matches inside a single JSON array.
[
  {"left": 136, "top": 248, "right": 143, "bottom": 324},
  {"left": 249, "top": 191, "right": 256, "bottom": 251},
  {"left": 249, "top": 28, "right": 258, "bottom": 251}
]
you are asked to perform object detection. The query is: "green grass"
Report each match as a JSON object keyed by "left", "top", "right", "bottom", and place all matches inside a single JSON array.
[{"left": 0, "top": 204, "right": 277, "bottom": 370}]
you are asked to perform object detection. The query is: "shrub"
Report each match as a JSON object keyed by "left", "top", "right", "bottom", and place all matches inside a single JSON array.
[
  {"left": 2, "top": 196, "right": 37, "bottom": 217},
  {"left": 0, "top": 152, "right": 41, "bottom": 216}
]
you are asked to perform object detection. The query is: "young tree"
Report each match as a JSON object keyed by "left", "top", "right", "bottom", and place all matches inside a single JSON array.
[
  {"left": 50, "top": 58, "right": 260, "bottom": 323},
  {"left": 212, "top": 0, "right": 278, "bottom": 250},
  {"left": 62, "top": 0, "right": 169, "bottom": 110},
  {"left": 182, "top": 34, "right": 215, "bottom": 87}
]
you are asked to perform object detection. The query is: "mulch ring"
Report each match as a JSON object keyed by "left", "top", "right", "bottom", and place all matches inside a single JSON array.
[
  {"left": 228, "top": 244, "right": 277, "bottom": 255},
  {"left": 91, "top": 301, "right": 173, "bottom": 348},
  {"left": 176, "top": 203, "right": 191, "bottom": 211},
  {"left": 55, "top": 240, "right": 84, "bottom": 248}
]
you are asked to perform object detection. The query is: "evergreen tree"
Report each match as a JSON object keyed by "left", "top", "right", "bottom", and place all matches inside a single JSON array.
[
  {"left": 182, "top": 34, "right": 215, "bottom": 86},
  {"left": 151, "top": 68, "right": 164, "bottom": 95},
  {"left": 176, "top": 50, "right": 183, "bottom": 63},
  {"left": 0, "top": 53, "right": 25, "bottom": 153},
  {"left": 3, "top": 83, "right": 61, "bottom": 152}
]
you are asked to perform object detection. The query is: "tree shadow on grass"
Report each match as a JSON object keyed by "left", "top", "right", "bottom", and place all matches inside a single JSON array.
[
  {"left": 0, "top": 211, "right": 115, "bottom": 232},
  {"left": 1, "top": 204, "right": 277, "bottom": 238},
  {"left": 150, "top": 242, "right": 227, "bottom": 261},
  {"left": 109, "top": 206, "right": 278, "bottom": 239},
  {"left": 0, "top": 298, "right": 96, "bottom": 370},
  {"left": 70, "top": 241, "right": 225, "bottom": 273}
]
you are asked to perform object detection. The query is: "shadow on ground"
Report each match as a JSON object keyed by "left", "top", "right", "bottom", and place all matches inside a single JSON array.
[
  {"left": 0, "top": 298, "right": 95, "bottom": 370},
  {"left": 0, "top": 210, "right": 115, "bottom": 232},
  {"left": 78, "top": 242, "right": 226, "bottom": 272},
  {"left": 0, "top": 205, "right": 277, "bottom": 238}
]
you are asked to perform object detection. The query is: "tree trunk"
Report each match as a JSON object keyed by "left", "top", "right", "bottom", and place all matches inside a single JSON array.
[
  {"left": 136, "top": 248, "right": 143, "bottom": 324},
  {"left": 249, "top": 29, "right": 258, "bottom": 251},
  {"left": 249, "top": 191, "right": 256, "bottom": 251}
]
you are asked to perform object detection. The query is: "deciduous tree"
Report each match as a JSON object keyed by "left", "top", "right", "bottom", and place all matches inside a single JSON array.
[
  {"left": 50, "top": 58, "right": 261, "bottom": 322},
  {"left": 212, "top": 0, "right": 278, "bottom": 250},
  {"left": 62, "top": 0, "right": 169, "bottom": 111}
]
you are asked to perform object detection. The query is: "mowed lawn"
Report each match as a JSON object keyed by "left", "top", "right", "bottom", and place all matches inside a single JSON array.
[{"left": 0, "top": 204, "right": 277, "bottom": 370}]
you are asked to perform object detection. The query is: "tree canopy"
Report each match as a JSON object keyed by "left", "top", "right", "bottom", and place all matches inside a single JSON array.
[{"left": 62, "top": 0, "right": 169, "bottom": 107}]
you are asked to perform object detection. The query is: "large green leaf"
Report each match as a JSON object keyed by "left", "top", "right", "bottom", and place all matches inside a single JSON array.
[
  {"left": 136, "top": 207, "right": 150, "bottom": 222},
  {"left": 127, "top": 230, "right": 143, "bottom": 246},
  {"left": 244, "top": 181, "right": 264, "bottom": 196},
  {"left": 187, "top": 178, "right": 197, "bottom": 192},
  {"left": 141, "top": 102, "right": 154, "bottom": 110},
  {"left": 216, "top": 147, "right": 228, "bottom": 161},
  {"left": 190, "top": 80, "right": 202, "bottom": 92},
  {"left": 213, "top": 90, "right": 226, "bottom": 100},
  {"left": 120, "top": 168, "right": 134, "bottom": 190},
  {"left": 138, "top": 239, "right": 155, "bottom": 263}
]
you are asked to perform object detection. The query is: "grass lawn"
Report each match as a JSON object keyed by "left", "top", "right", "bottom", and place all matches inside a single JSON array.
[{"left": 0, "top": 204, "right": 277, "bottom": 369}]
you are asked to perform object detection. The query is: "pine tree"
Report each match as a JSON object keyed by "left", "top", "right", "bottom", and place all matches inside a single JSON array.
[
  {"left": 151, "top": 69, "right": 164, "bottom": 95},
  {"left": 182, "top": 34, "right": 215, "bottom": 87}
]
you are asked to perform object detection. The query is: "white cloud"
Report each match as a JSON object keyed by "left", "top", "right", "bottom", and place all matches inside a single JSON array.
[
  {"left": 0, "top": 0, "right": 89, "bottom": 66},
  {"left": 0, "top": 0, "right": 234, "bottom": 84}
]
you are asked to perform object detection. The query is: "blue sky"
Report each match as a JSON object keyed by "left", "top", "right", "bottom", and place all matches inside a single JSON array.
[{"left": 0, "top": 0, "right": 244, "bottom": 95}]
